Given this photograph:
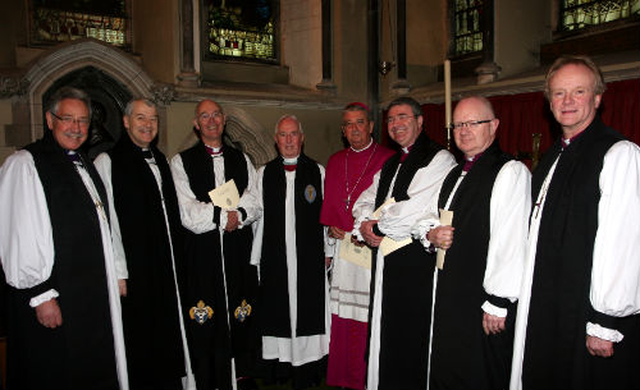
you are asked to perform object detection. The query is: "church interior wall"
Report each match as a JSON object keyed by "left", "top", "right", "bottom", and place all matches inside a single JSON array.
[
  {"left": 280, "top": 0, "right": 323, "bottom": 89},
  {"left": 131, "top": 0, "right": 180, "bottom": 84},
  {"left": 0, "top": 1, "right": 26, "bottom": 69},
  {"left": 493, "top": 0, "right": 551, "bottom": 79},
  {"left": 333, "top": 0, "right": 370, "bottom": 100}
]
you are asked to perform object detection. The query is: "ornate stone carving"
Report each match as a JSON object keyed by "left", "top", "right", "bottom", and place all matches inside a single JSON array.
[
  {"left": 0, "top": 75, "right": 30, "bottom": 98},
  {"left": 151, "top": 83, "right": 177, "bottom": 106}
]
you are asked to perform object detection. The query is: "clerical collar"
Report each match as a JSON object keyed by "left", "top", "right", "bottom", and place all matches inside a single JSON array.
[
  {"left": 66, "top": 150, "right": 83, "bottom": 167},
  {"left": 282, "top": 156, "right": 298, "bottom": 171},
  {"left": 283, "top": 156, "right": 299, "bottom": 165},
  {"left": 561, "top": 131, "right": 584, "bottom": 150},
  {"left": 204, "top": 144, "right": 223, "bottom": 156},
  {"left": 463, "top": 152, "right": 482, "bottom": 172},
  {"left": 400, "top": 144, "right": 413, "bottom": 162},
  {"left": 350, "top": 139, "right": 374, "bottom": 153},
  {"left": 141, "top": 148, "right": 154, "bottom": 160}
]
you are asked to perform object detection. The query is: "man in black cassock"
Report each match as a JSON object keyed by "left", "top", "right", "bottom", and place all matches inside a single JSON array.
[
  {"left": 0, "top": 87, "right": 127, "bottom": 390},
  {"left": 171, "top": 99, "right": 260, "bottom": 390},
  {"left": 352, "top": 97, "right": 456, "bottom": 390},
  {"left": 425, "top": 96, "right": 530, "bottom": 390},
  {"left": 95, "top": 98, "right": 194, "bottom": 390},
  {"left": 511, "top": 55, "right": 640, "bottom": 390},
  {"left": 243, "top": 114, "right": 330, "bottom": 390}
]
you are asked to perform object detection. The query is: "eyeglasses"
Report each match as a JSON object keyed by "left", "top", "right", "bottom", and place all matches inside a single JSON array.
[
  {"left": 198, "top": 111, "right": 223, "bottom": 121},
  {"left": 451, "top": 119, "right": 492, "bottom": 130},
  {"left": 341, "top": 119, "right": 367, "bottom": 129},
  {"left": 386, "top": 114, "right": 417, "bottom": 124},
  {"left": 50, "top": 112, "right": 91, "bottom": 127}
]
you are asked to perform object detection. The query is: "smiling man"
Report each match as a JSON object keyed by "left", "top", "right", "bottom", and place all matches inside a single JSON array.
[
  {"left": 95, "top": 98, "right": 195, "bottom": 390},
  {"left": 511, "top": 55, "right": 640, "bottom": 390},
  {"left": 352, "top": 96, "right": 456, "bottom": 390},
  {"left": 0, "top": 87, "right": 127, "bottom": 390},
  {"left": 243, "top": 115, "right": 330, "bottom": 389},
  {"left": 424, "top": 96, "right": 530, "bottom": 390},
  {"left": 320, "top": 102, "right": 393, "bottom": 390},
  {"left": 170, "top": 99, "right": 260, "bottom": 390}
]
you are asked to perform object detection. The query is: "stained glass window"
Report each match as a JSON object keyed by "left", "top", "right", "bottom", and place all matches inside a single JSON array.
[
  {"left": 205, "top": 0, "right": 277, "bottom": 61},
  {"left": 453, "top": 0, "right": 484, "bottom": 56},
  {"left": 30, "top": 0, "right": 127, "bottom": 47},
  {"left": 560, "top": 0, "right": 640, "bottom": 31}
]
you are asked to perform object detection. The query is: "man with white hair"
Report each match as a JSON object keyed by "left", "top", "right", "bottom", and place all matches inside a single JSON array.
[{"left": 243, "top": 115, "right": 330, "bottom": 390}]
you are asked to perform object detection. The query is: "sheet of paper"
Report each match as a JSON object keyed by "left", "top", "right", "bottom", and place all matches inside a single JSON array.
[
  {"left": 208, "top": 179, "right": 240, "bottom": 210},
  {"left": 338, "top": 233, "right": 372, "bottom": 269},
  {"left": 380, "top": 236, "right": 412, "bottom": 257},
  {"left": 436, "top": 208, "right": 454, "bottom": 270},
  {"left": 370, "top": 197, "right": 412, "bottom": 256}
]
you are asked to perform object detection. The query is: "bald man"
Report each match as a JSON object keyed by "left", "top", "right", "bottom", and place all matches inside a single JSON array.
[
  {"left": 424, "top": 96, "right": 530, "bottom": 390},
  {"left": 171, "top": 100, "right": 260, "bottom": 390}
]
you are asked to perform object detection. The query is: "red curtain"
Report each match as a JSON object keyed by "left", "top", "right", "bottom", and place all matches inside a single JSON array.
[{"left": 381, "top": 79, "right": 640, "bottom": 167}]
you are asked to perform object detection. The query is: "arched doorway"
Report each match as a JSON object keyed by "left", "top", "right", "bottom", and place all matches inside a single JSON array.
[{"left": 43, "top": 66, "right": 133, "bottom": 158}]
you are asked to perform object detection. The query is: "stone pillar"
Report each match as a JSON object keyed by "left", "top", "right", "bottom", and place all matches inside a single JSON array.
[{"left": 177, "top": 0, "right": 201, "bottom": 87}]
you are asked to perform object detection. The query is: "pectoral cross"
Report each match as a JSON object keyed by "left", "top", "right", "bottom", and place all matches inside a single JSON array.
[{"left": 344, "top": 195, "right": 351, "bottom": 211}]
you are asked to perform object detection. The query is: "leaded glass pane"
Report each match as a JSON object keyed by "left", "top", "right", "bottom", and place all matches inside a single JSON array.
[
  {"left": 560, "top": 0, "right": 640, "bottom": 31},
  {"left": 206, "top": 0, "right": 276, "bottom": 61},
  {"left": 453, "top": 0, "right": 484, "bottom": 56},
  {"left": 31, "top": 1, "right": 127, "bottom": 46}
]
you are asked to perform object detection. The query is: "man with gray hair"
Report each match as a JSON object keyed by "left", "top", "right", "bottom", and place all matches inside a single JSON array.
[
  {"left": 243, "top": 115, "right": 330, "bottom": 389},
  {"left": 95, "top": 98, "right": 195, "bottom": 390},
  {"left": 0, "top": 86, "right": 128, "bottom": 389}
]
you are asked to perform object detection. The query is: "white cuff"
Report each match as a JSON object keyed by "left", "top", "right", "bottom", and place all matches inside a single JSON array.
[
  {"left": 29, "top": 289, "right": 60, "bottom": 308},
  {"left": 586, "top": 322, "right": 624, "bottom": 343},
  {"left": 481, "top": 301, "right": 507, "bottom": 318}
]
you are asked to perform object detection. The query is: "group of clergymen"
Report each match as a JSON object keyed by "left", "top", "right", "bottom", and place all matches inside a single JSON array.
[{"left": 1, "top": 53, "right": 639, "bottom": 390}]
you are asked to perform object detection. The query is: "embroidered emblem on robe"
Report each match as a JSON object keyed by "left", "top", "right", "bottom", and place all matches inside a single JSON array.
[
  {"left": 234, "top": 299, "right": 252, "bottom": 322},
  {"left": 189, "top": 300, "right": 213, "bottom": 324},
  {"left": 304, "top": 184, "right": 317, "bottom": 203}
]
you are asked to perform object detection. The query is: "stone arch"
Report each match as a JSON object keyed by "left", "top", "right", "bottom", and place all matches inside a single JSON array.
[
  {"left": 22, "top": 38, "right": 155, "bottom": 141},
  {"left": 224, "top": 106, "right": 277, "bottom": 167}
]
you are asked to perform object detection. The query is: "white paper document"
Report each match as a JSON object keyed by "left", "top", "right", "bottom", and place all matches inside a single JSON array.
[
  {"left": 208, "top": 179, "right": 240, "bottom": 209},
  {"left": 436, "top": 208, "right": 454, "bottom": 270},
  {"left": 338, "top": 233, "right": 372, "bottom": 269}
]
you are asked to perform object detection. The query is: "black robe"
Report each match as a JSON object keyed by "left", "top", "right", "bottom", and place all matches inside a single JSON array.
[
  {"left": 178, "top": 142, "right": 259, "bottom": 390},
  {"left": 368, "top": 132, "right": 442, "bottom": 390},
  {"left": 431, "top": 142, "right": 515, "bottom": 390},
  {"left": 8, "top": 132, "right": 118, "bottom": 390},
  {"left": 259, "top": 154, "right": 326, "bottom": 338},
  {"left": 107, "top": 135, "right": 186, "bottom": 389},
  {"left": 523, "top": 117, "right": 640, "bottom": 390}
]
